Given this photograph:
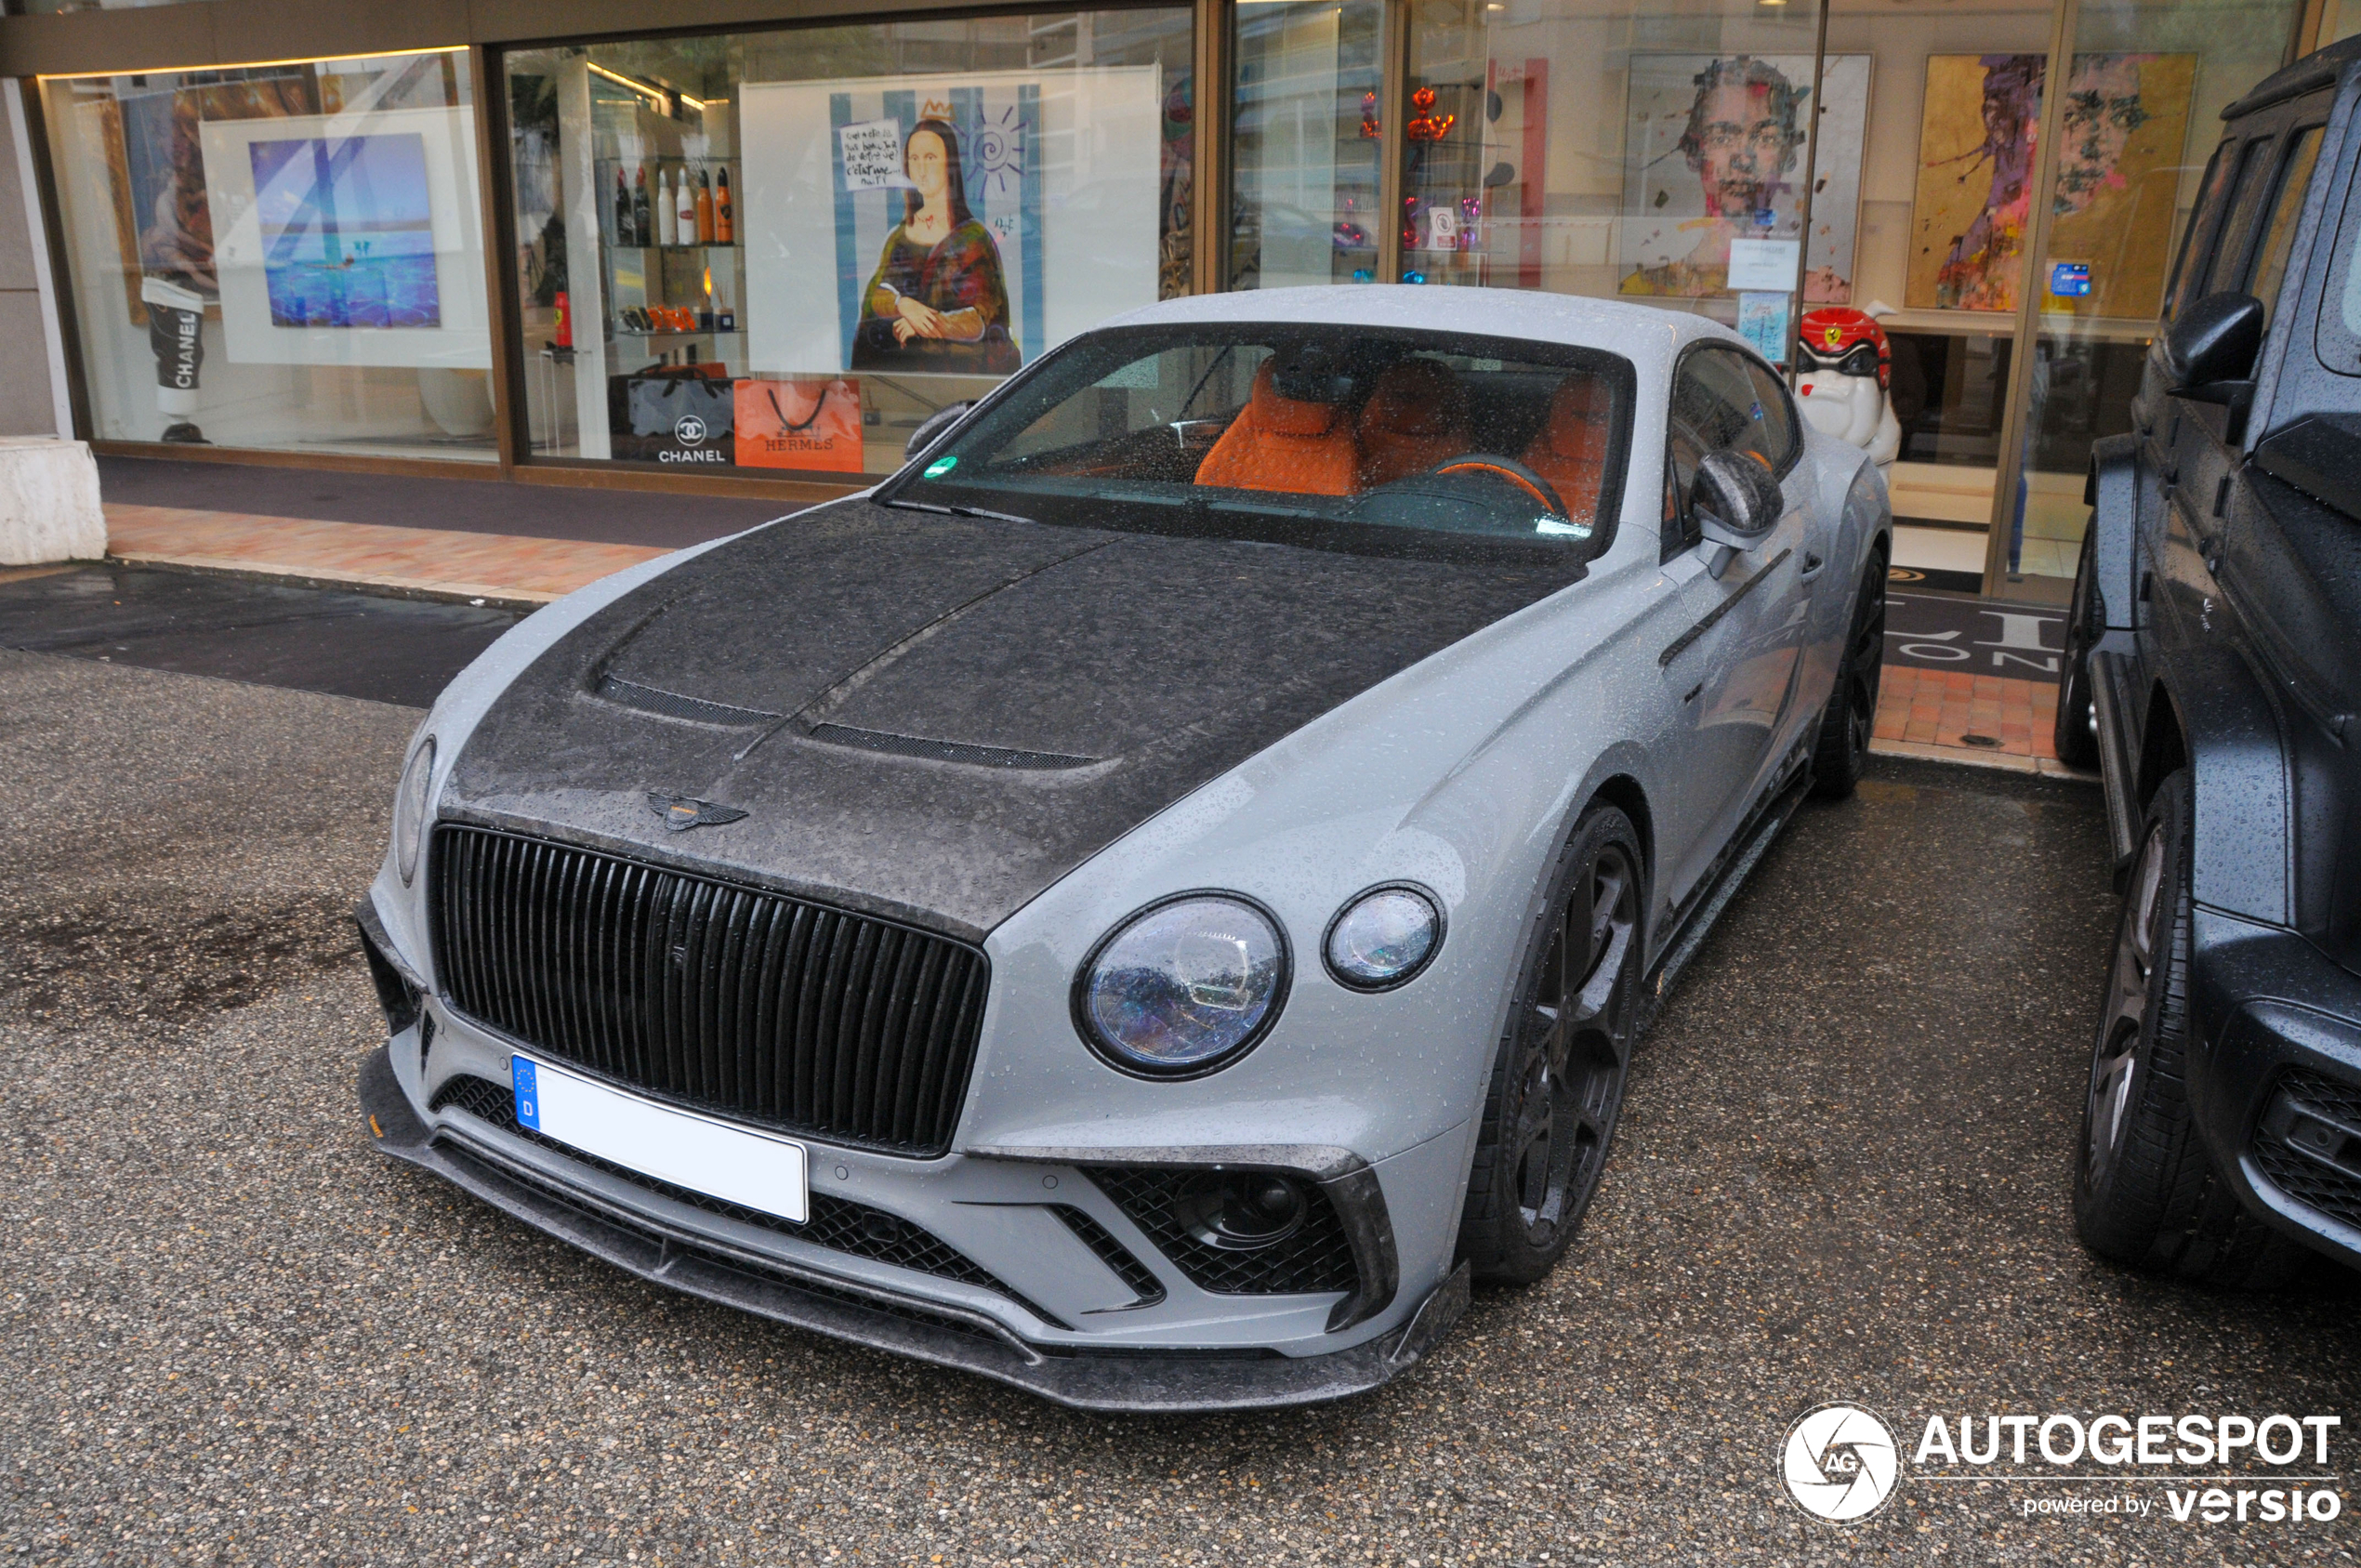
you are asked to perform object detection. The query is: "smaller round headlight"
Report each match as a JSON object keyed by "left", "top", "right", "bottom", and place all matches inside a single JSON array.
[
  {"left": 394, "top": 736, "right": 436, "bottom": 885},
  {"left": 1324, "top": 885, "right": 1443, "bottom": 990},
  {"left": 1077, "top": 894, "right": 1288, "bottom": 1075}
]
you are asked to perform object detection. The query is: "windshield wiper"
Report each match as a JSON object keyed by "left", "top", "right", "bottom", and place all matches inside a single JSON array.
[{"left": 878, "top": 497, "right": 1036, "bottom": 526}]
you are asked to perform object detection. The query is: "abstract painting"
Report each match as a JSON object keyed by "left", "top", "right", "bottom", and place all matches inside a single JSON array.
[{"left": 1907, "top": 52, "right": 2195, "bottom": 316}]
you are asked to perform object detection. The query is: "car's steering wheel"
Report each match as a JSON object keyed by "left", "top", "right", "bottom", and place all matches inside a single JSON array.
[{"left": 1425, "top": 455, "right": 1571, "bottom": 520}]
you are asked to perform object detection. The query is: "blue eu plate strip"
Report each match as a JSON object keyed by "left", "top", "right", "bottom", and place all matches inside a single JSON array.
[{"left": 512, "top": 1057, "right": 540, "bottom": 1130}]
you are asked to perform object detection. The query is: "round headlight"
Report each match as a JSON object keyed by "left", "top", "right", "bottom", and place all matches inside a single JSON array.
[
  {"left": 1076, "top": 895, "right": 1289, "bottom": 1075},
  {"left": 1323, "top": 885, "right": 1443, "bottom": 990},
  {"left": 394, "top": 736, "right": 436, "bottom": 885}
]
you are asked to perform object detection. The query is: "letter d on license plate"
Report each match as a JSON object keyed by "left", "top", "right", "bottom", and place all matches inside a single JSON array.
[{"left": 510, "top": 1055, "right": 808, "bottom": 1223}]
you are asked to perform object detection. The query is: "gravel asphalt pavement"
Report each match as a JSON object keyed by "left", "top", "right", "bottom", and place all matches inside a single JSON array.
[{"left": 4, "top": 634, "right": 2359, "bottom": 1568}]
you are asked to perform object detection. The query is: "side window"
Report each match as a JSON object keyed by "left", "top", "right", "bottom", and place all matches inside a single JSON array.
[
  {"left": 1667, "top": 347, "right": 1779, "bottom": 546},
  {"left": 2163, "top": 142, "right": 2235, "bottom": 322},
  {"left": 1742, "top": 358, "right": 1801, "bottom": 470},
  {"left": 2203, "top": 136, "right": 2281, "bottom": 299},
  {"left": 2249, "top": 125, "right": 2326, "bottom": 327}
]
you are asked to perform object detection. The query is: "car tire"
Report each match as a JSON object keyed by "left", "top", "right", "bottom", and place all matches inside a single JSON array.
[
  {"left": 1457, "top": 801, "right": 1644, "bottom": 1285},
  {"left": 2053, "top": 523, "right": 2103, "bottom": 770},
  {"left": 2072, "top": 769, "right": 2304, "bottom": 1289},
  {"left": 1809, "top": 558, "right": 1886, "bottom": 800}
]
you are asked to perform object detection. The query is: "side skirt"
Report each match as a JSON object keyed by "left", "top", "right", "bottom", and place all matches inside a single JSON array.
[{"left": 1643, "top": 748, "right": 1814, "bottom": 1012}]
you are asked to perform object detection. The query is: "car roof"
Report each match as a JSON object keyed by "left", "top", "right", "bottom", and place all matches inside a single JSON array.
[
  {"left": 1100, "top": 284, "right": 1738, "bottom": 376},
  {"left": 2223, "top": 35, "right": 2361, "bottom": 121}
]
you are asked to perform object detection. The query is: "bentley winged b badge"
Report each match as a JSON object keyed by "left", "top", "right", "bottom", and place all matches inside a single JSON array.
[{"left": 647, "top": 792, "right": 748, "bottom": 833}]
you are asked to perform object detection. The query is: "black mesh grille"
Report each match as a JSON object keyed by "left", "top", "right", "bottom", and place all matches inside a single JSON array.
[
  {"left": 428, "top": 825, "right": 988, "bottom": 1156},
  {"left": 2255, "top": 1140, "right": 2361, "bottom": 1230},
  {"left": 1085, "top": 1167, "right": 1359, "bottom": 1297},
  {"left": 429, "top": 1074, "right": 1056, "bottom": 1324},
  {"left": 1050, "top": 1206, "right": 1164, "bottom": 1304},
  {"left": 2277, "top": 1068, "right": 2361, "bottom": 1128}
]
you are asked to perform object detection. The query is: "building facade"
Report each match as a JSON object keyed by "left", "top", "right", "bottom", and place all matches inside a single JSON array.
[{"left": 0, "top": 0, "right": 2338, "bottom": 599}]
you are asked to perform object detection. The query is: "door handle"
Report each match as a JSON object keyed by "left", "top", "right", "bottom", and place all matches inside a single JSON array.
[{"left": 1800, "top": 551, "right": 1827, "bottom": 579}]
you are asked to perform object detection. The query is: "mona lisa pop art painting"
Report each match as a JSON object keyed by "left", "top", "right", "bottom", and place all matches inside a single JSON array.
[{"left": 740, "top": 70, "right": 1161, "bottom": 381}]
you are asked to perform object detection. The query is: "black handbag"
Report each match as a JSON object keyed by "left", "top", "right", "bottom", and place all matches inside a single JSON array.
[{"left": 608, "top": 366, "right": 735, "bottom": 464}]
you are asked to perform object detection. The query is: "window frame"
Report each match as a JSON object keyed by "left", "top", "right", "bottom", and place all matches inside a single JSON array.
[
  {"left": 2162, "top": 140, "right": 2233, "bottom": 323},
  {"left": 1660, "top": 339, "right": 1802, "bottom": 561}
]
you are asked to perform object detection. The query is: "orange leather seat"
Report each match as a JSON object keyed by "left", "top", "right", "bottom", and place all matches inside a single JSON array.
[
  {"left": 1520, "top": 376, "right": 1614, "bottom": 520},
  {"left": 1355, "top": 361, "right": 1471, "bottom": 489},
  {"left": 1193, "top": 362, "right": 1360, "bottom": 496}
]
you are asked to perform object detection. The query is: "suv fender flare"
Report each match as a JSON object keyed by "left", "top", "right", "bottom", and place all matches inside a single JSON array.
[
  {"left": 2085, "top": 433, "right": 2142, "bottom": 633},
  {"left": 2142, "top": 647, "right": 2291, "bottom": 927}
]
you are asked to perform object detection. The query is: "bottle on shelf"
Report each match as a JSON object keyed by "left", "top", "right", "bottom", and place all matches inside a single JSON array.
[
  {"left": 657, "top": 168, "right": 679, "bottom": 246},
  {"left": 695, "top": 168, "right": 715, "bottom": 245},
  {"left": 631, "top": 166, "right": 652, "bottom": 247},
  {"left": 676, "top": 168, "right": 697, "bottom": 245},
  {"left": 613, "top": 168, "right": 631, "bottom": 246},
  {"left": 715, "top": 167, "right": 733, "bottom": 244}
]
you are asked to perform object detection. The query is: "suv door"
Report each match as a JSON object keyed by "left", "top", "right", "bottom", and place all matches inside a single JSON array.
[
  {"left": 1655, "top": 344, "right": 1814, "bottom": 906},
  {"left": 2158, "top": 112, "right": 2328, "bottom": 664}
]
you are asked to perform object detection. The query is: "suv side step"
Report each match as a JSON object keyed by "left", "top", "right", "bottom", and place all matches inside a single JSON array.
[{"left": 2090, "top": 650, "right": 2142, "bottom": 871}]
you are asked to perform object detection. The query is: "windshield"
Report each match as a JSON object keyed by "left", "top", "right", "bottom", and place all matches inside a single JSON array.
[{"left": 884, "top": 323, "right": 1634, "bottom": 566}]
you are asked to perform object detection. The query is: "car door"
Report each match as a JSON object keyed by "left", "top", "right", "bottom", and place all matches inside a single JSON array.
[{"left": 1655, "top": 343, "right": 1813, "bottom": 908}]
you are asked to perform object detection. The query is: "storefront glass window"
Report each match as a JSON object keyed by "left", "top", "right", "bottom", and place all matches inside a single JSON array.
[
  {"left": 2005, "top": 0, "right": 2300, "bottom": 595},
  {"left": 40, "top": 50, "right": 497, "bottom": 457},
  {"left": 503, "top": 10, "right": 1194, "bottom": 476},
  {"left": 1228, "top": 0, "right": 1385, "bottom": 287},
  {"left": 1397, "top": 0, "right": 1823, "bottom": 325}
]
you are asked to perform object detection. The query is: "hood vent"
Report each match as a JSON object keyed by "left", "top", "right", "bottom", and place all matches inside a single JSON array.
[
  {"left": 599, "top": 674, "right": 780, "bottom": 729},
  {"left": 806, "top": 722, "right": 1098, "bottom": 771}
]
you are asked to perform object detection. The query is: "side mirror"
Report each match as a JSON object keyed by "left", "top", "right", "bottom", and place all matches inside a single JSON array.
[
  {"left": 2164, "top": 292, "right": 2264, "bottom": 396},
  {"left": 1693, "top": 447, "right": 1785, "bottom": 556},
  {"left": 904, "top": 400, "right": 976, "bottom": 461}
]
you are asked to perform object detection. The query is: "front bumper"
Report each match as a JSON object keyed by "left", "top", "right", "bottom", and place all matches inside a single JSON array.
[
  {"left": 2188, "top": 906, "right": 2361, "bottom": 1266},
  {"left": 355, "top": 1044, "right": 1469, "bottom": 1412}
]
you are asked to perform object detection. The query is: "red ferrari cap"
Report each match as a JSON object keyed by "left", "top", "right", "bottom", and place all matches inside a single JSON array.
[{"left": 1796, "top": 307, "right": 1890, "bottom": 388}]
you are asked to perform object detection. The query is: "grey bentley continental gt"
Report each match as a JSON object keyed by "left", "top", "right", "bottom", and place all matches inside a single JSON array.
[{"left": 354, "top": 285, "right": 1892, "bottom": 1410}]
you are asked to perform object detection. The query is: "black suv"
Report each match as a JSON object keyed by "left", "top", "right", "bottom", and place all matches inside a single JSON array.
[{"left": 2058, "top": 37, "right": 2361, "bottom": 1286}]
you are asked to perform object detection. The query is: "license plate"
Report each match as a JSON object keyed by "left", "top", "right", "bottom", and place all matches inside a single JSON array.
[{"left": 511, "top": 1055, "right": 808, "bottom": 1223}]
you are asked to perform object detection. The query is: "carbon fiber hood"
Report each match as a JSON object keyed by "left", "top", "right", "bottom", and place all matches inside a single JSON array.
[{"left": 442, "top": 498, "right": 1572, "bottom": 941}]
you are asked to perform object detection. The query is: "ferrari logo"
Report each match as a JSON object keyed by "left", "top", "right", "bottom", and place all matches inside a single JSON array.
[
  {"left": 647, "top": 793, "right": 748, "bottom": 832},
  {"left": 1823, "top": 326, "right": 1844, "bottom": 348}
]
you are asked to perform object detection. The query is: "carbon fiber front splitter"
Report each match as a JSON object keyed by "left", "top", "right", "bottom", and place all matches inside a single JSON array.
[{"left": 357, "top": 1047, "right": 1469, "bottom": 1413}]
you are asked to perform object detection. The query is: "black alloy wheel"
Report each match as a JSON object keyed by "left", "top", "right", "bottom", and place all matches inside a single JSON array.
[
  {"left": 1810, "top": 558, "right": 1886, "bottom": 799},
  {"left": 2053, "top": 522, "right": 2103, "bottom": 770},
  {"left": 2071, "top": 770, "right": 2302, "bottom": 1288},
  {"left": 1458, "top": 804, "right": 1644, "bottom": 1285}
]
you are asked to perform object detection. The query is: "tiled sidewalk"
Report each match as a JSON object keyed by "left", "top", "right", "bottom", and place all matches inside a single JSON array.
[
  {"left": 1870, "top": 665, "right": 2088, "bottom": 777},
  {"left": 104, "top": 504, "right": 670, "bottom": 607}
]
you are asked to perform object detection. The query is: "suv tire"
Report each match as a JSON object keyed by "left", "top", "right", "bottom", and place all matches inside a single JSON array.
[{"left": 2072, "top": 769, "right": 2303, "bottom": 1288}]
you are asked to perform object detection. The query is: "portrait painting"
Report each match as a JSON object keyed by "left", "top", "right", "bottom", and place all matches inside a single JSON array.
[
  {"left": 1907, "top": 52, "right": 2195, "bottom": 316},
  {"left": 1618, "top": 54, "right": 1869, "bottom": 303}
]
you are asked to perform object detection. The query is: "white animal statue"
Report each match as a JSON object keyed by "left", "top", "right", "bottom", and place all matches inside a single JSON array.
[{"left": 1793, "top": 308, "right": 1900, "bottom": 472}]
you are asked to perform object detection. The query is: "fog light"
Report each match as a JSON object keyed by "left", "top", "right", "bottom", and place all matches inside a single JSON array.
[{"left": 1174, "top": 1172, "right": 1308, "bottom": 1250}]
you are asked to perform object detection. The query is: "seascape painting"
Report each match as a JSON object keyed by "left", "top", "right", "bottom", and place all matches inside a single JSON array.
[{"left": 249, "top": 133, "right": 442, "bottom": 329}]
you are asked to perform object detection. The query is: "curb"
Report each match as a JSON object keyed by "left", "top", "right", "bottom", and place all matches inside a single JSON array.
[
  {"left": 105, "top": 551, "right": 555, "bottom": 612},
  {"left": 1870, "top": 735, "right": 2096, "bottom": 782}
]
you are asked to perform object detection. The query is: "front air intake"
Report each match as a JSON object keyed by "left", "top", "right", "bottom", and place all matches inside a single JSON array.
[{"left": 427, "top": 825, "right": 987, "bottom": 1156}]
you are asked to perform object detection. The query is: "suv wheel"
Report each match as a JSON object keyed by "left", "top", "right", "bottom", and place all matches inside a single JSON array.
[
  {"left": 2054, "top": 524, "right": 2103, "bottom": 770},
  {"left": 2072, "top": 770, "right": 2302, "bottom": 1288},
  {"left": 1457, "top": 802, "right": 1643, "bottom": 1285}
]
